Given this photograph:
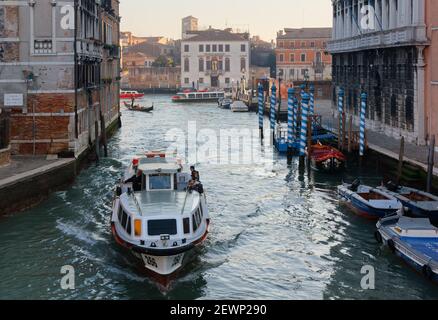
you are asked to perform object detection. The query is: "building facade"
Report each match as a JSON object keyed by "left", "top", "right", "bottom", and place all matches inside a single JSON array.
[
  {"left": 181, "top": 28, "right": 250, "bottom": 90},
  {"left": 182, "top": 16, "right": 198, "bottom": 40},
  {"left": 328, "top": 0, "right": 438, "bottom": 146},
  {"left": 276, "top": 28, "right": 332, "bottom": 82},
  {"left": 126, "top": 66, "right": 181, "bottom": 91},
  {"left": 0, "top": 0, "right": 121, "bottom": 157}
]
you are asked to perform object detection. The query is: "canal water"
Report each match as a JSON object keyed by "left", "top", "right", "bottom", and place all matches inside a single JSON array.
[{"left": 0, "top": 94, "right": 437, "bottom": 300}]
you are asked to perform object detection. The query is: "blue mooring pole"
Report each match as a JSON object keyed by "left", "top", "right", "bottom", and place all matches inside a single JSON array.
[
  {"left": 293, "top": 92, "right": 298, "bottom": 140},
  {"left": 309, "top": 84, "right": 315, "bottom": 116},
  {"left": 360, "top": 92, "right": 367, "bottom": 158},
  {"left": 270, "top": 84, "right": 277, "bottom": 143},
  {"left": 300, "top": 93, "right": 310, "bottom": 164},
  {"left": 287, "top": 87, "right": 295, "bottom": 163},
  {"left": 338, "top": 88, "right": 345, "bottom": 150},
  {"left": 258, "top": 83, "right": 264, "bottom": 141}
]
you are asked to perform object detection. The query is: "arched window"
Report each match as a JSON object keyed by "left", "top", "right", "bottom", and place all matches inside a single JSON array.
[
  {"left": 199, "top": 58, "right": 204, "bottom": 72},
  {"left": 184, "top": 58, "right": 190, "bottom": 72},
  {"left": 240, "top": 58, "right": 246, "bottom": 72},
  {"left": 316, "top": 52, "right": 322, "bottom": 63},
  {"left": 225, "top": 58, "right": 230, "bottom": 72}
]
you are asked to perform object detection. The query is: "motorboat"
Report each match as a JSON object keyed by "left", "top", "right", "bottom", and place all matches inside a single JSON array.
[
  {"left": 231, "top": 101, "right": 249, "bottom": 113},
  {"left": 172, "top": 90, "right": 225, "bottom": 103},
  {"left": 111, "top": 152, "right": 210, "bottom": 278},
  {"left": 378, "top": 182, "right": 438, "bottom": 224},
  {"left": 120, "top": 90, "right": 144, "bottom": 100},
  {"left": 308, "top": 142, "right": 346, "bottom": 172},
  {"left": 376, "top": 215, "right": 438, "bottom": 284},
  {"left": 218, "top": 98, "right": 232, "bottom": 109},
  {"left": 338, "top": 180, "right": 403, "bottom": 219}
]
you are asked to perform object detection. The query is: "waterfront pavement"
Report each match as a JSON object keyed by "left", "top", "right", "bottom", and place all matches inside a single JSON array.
[{"left": 314, "top": 99, "right": 438, "bottom": 175}]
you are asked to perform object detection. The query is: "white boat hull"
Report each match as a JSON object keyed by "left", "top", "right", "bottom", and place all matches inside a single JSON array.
[{"left": 132, "top": 251, "right": 185, "bottom": 276}]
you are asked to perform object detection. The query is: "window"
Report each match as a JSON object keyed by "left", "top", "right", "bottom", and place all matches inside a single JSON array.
[
  {"left": 279, "top": 54, "right": 284, "bottom": 62},
  {"left": 126, "top": 217, "right": 132, "bottom": 235},
  {"left": 301, "top": 41, "right": 306, "bottom": 48},
  {"left": 199, "top": 44, "right": 204, "bottom": 52},
  {"left": 183, "top": 218, "right": 190, "bottom": 234},
  {"left": 121, "top": 211, "right": 128, "bottom": 230},
  {"left": 301, "top": 69, "right": 308, "bottom": 76},
  {"left": 310, "top": 42, "right": 315, "bottom": 47},
  {"left": 218, "top": 60, "right": 223, "bottom": 70},
  {"left": 118, "top": 206, "right": 123, "bottom": 222},
  {"left": 289, "top": 41, "right": 295, "bottom": 48},
  {"left": 289, "top": 69, "right": 295, "bottom": 77},
  {"left": 149, "top": 174, "right": 172, "bottom": 190},
  {"left": 225, "top": 44, "right": 230, "bottom": 52},
  {"left": 241, "top": 44, "right": 246, "bottom": 52},
  {"left": 290, "top": 54, "right": 295, "bottom": 62},
  {"left": 206, "top": 60, "right": 212, "bottom": 71},
  {"left": 225, "top": 78, "right": 230, "bottom": 84},
  {"left": 184, "top": 77, "right": 189, "bottom": 84},
  {"left": 199, "top": 78, "right": 204, "bottom": 84},
  {"left": 212, "top": 44, "right": 217, "bottom": 52},
  {"left": 225, "top": 58, "right": 230, "bottom": 72},
  {"left": 148, "top": 219, "right": 177, "bottom": 236},
  {"left": 278, "top": 41, "right": 284, "bottom": 48},
  {"left": 184, "top": 58, "right": 190, "bottom": 72},
  {"left": 0, "top": 8, "right": 4, "bottom": 32},
  {"left": 301, "top": 53, "right": 306, "bottom": 62},
  {"left": 316, "top": 52, "right": 322, "bottom": 63},
  {"left": 206, "top": 44, "right": 211, "bottom": 52},
  {"left": 199, "top": 58, "right": 204, "bottom": 72},
  {"left": 240, "top": 58, "right": 246, "bottom": 72},
  {"left": 219, "top": 44, "right": 223, "bottom": 52},
  {"left": 184, "top": 44, "right": 189, "bottom": 52}
]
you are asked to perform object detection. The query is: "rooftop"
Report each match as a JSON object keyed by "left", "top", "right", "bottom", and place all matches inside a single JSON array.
[
  {"left": 183, "top": 28, "right": 249, "bottom": 42},
  {"left": 277, "top": 28, "right": 332, "bottom": 40}
]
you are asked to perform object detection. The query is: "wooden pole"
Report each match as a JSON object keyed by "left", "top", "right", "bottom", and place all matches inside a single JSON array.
[
  {"left": 427, "top": 135, "right": 435, "bottom": 193},
  {"left": 348, "top": 115, "right": 353, "bottom": 153},
  {"left": 307, "top": 115, "right": 312, "bottom": 165},
  {"left": 341, "top": 111, "right": 346, "bottom": 151},
  {"left": 100, "top": 112, "right": 108, "bottom": 157},
  {"left": 396, "top": 136, "right": 405, "bottom": 185}
]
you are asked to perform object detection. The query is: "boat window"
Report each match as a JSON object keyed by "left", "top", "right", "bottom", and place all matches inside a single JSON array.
[
  {"left": 203, "top": 94, "right": 209, "bottom": 98},
  {"left": 211, "top": 93, "right": 217, "bottom": 98},
  {"left": 121, "top": 210, "right": 128, "bottom": 229},
  {"left": 118, "top": 206, "right": 122, "bottom": 222},
  {"left": 149, "top": 174, "right": 172, "bottom": 190},
  {"left": 183, "top": 218, "right": 190, "bottom": 234},
  {"left": 148, "top": 219, "right": 177, "bottom": 236},
  {"left": 126, "top": 216, "right": 132, "bottom": 235},
  {"left": 188, "top": 94, "right": 195, "bottom": 99},
  {"left": 192, "top": 214, "right": 198, "bottom": 232},
  {"left": 218, "top": 93, "right": 224, "bottom": 98}
]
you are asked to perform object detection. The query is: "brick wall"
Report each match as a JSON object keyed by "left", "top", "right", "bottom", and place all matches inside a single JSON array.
[{"left": 0, "top": 147, "right": 10, "bottom": 166}]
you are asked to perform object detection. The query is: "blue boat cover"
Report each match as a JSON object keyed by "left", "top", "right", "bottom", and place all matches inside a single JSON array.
[{"left": 401, "top": 237, "right": 438, "bottom": 261}]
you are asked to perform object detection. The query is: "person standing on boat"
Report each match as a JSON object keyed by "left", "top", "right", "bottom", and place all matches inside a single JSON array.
[
  {"left": 188, "top": 166, "right": 203, "bottom": 193},
  {"left": 125, "top": 170, "right": 143, "bottom": 192}
]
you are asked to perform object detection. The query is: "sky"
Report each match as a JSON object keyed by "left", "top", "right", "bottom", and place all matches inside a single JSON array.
[{"left": 120, "top": 0, "right": 332, "bottom": 41}]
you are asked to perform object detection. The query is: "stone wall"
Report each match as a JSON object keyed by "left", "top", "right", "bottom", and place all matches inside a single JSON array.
[{"left": 0, "top": 147, "right": 10, "bottom": 166}]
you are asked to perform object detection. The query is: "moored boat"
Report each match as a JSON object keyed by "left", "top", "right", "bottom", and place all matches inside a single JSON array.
[
  {"left": 308, "top": 142, "right": 346, "bottom": 172},
  {"left": 218, "top": 98, "right": 232, "bottom": 109},
  {"left": 376, "top": 215, "right": 438, "bottom": 284},
  {"left": 111, "top": 152, "right": 210, "bottom": 279},
  {"left": 172, "top": 90, "right": 225, "bottom": 103},
  {"left": 338, "top": 180, "right": 403, "bottom": 219},
  {"left": 378, "top": 183, "right": 438, "bottom": 224},
  {"left": 123, "top": 101, "right": 154, "bottom": 112},
  {"left": 231, "top": 101, "right": 249, "bottom": 113},
  {"left": 120, "top": 90, "right": 144, "bottom": 100}
]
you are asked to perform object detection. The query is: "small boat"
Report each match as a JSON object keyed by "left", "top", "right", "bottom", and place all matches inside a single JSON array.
[
  {"left": 218, "top": 98, "right": 232, "bottom": 109},
  {"left": 308, "top": 142, "right": 346, "bottom": 172},
  {"left": 378, "top": 182, "right": 438, "bottom": 224},
  {"left": 338, "top": 180, "right": 403, "bottom": 219},
  {"left": 111, "top": 152, "right": 210, "bottom": 279},
  {"left": 376, "top": 215, "right": 438, "bottom": 284},
  {"left": 124, "top": 101, "right": 153, "bottom": 112},
  {"left": 172, "top": 90, "right": 225, "bottom": 103},
  {"left": 120, "top": 90, "right": 144, "bottom": 100},
  {"left": 231, "top": 101, "right": 249, "bottom": 113}
]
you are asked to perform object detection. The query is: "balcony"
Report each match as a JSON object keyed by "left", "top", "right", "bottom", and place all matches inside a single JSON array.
[
  {"left": 327, "top": 26, "right": 428, "bottom": 54},
  {"left": 205, "top": 69, "right": 224, "bottom": 76}
]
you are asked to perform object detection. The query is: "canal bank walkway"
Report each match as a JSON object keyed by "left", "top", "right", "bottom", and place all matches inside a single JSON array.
[
  {"left": 314, "top": 99, "right": 438, "bottom": 176},
  {"left": 0, "top": 156, "right": 76, "bottom": 215}
]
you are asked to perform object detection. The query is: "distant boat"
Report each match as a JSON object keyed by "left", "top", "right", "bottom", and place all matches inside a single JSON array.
[
  {"left": 376, "top": 215, "right": 438, "bottom": 284},
  {"left": 123, "top": 101, "right": 153, "bottom": 113},
  {"left": 120, "top": 90, "right": 144, "bottom": 100},
  {"left": 378, "top": 182, "right": 438, "bottom": 224},
  {"left": 308, "top": 142, "right": 346, "bottom": 172},
  {"left": 231, "top": 101, "right": 249, "bottom": 113},
  {"left": 218, "top": 98, "right": 232, "bottom": 109},
  {"left": 338, "top": 180, "right": 403, "bottom": 219},
  {"left": 172, "top": 90, "right": 225, "bottom": 103}
]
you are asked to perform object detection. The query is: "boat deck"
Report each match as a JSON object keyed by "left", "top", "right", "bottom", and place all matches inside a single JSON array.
[
  {"left": 127, "top": 191, "right": 199, "bottom": 216},
  {"left": 402, "top": 237, "right": 438, "bottom": 261}
]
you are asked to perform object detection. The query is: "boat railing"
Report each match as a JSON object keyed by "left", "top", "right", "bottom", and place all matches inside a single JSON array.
[{"left": 131, "top": 192, "right": 143, "bottom": 216}]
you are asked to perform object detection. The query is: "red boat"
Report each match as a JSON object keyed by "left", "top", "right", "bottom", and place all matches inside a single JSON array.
[
  {"left": 120, "top": 90, "right": 144, "bottom": 100},
  {"left": 309, "top": 143, "right": 346, "bottom": 172}
]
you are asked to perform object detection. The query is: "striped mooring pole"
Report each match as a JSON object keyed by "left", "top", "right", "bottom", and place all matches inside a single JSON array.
[
  {"left": 287, "top": 87, "right": 295, "bottom": 162},
  {"left": 359, "top": 92, "right": 367, "bottom": 157},
  {"left": 258, "top": 83, "right": 264, "bottom": 141},
  {"left": 338, "top": 88, "right": 345, "bottom": 149},
  {"left": 270, "top": 84, "right": 277, "bottom": 143},
  {"left": 309, "top": 84, "right": 315, "bottom": 116},
  {"left": 293, "top": 93, "right": 299, "bottom": 140},
  {"left": 300, "top": 93, "right": 310, "bottom": 161}
]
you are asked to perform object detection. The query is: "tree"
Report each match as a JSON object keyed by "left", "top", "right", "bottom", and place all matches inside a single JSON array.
[{"left": 152, "top": 55, "right": 175, "bottom": 67}]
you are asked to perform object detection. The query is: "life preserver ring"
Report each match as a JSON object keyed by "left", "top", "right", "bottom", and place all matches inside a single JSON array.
[
  {"left": 422, "top": 265, "right": 434, "bottom": 280},
  {"left": 387, "top": 239, "right": 396, "bottom": 253},
  {"left": 374, "top": 231, "right": 383, "bottom": 244}
]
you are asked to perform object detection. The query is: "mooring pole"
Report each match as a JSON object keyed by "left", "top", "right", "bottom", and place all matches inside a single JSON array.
[
  {"left": 348, "top": 115, "right": 353, "bottom": 153},
  {"left": 337, "top": 88, "right": 344, "bottom": 150},
  {"left": 309, "top": 84, "right": 315, "bottom": 116},
  {"left": 293, "top": 91, "right": 299, "bottom": 141},
  {"left": 270, "top": 84, "right": 277, "bottom": 145},
  {"left": 427, "top": 135, "right": 435, "bottom": 193},
  {"left": 258, "top": 83, "right": 264, "bottom": 141},
  {"left": 299, "top": 93, "right": 310, "bottom": 167},
  {"left": 287, "top": 87, "right": 295, "bottom": 164},
  {"left": 359, "top": 92, "right": 367, "bottom": 165},
  {"left": 396, "top": 136, "right": 405, "bottom": 185}
]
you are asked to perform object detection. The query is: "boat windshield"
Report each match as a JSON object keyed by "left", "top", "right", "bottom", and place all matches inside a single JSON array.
[{"left": 149, "top": 174, "right": 172, "bottom": 190}]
